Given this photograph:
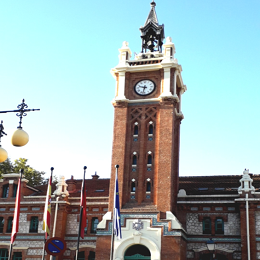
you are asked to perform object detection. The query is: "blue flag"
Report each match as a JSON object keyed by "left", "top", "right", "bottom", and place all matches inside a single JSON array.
[{"left": 113, "top": 168, "right": 122, "bottom": 239}]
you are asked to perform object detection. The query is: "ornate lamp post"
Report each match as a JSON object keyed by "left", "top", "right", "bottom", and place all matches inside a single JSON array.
[
  {"left": 0, "top": 99, "right": 40, "bottom": 162},
  {"left": 206, "top": 238, "right": 216, "bottom": 259}
]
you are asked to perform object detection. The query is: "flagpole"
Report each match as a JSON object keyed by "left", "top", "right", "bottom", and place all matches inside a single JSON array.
[
  {"left": 75, "top": 166, "right": 87, "bottom": 260},
  {"left": 110, "top": 164, "right": 119, "bottom": 260},
  {"left": 8, "top": 169, "right": 23, "bottom": 260},
  {"left": 41, "top": 167, "right": 54, "bottom": 260}
]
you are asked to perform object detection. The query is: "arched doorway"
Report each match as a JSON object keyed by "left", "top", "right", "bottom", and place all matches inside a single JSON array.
[
  {"left": 124, "top": 244, "right": 151, "bottom": 260},
  {"left": 199, "top": 253, "right": 228, "bottom": 260}
]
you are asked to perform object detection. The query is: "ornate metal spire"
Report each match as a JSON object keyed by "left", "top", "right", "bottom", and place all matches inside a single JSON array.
[
  {"left": 144, "top": 1, "right": 158, "bottom": 26},
  {"left": 140, "top": 1, "right": 165, "bottom": 53}
]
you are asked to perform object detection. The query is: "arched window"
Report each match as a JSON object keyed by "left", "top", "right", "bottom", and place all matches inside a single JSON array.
[
  {"left": 146, "top": 182, "right": 151, "bottom": 192},
  {"left": 149, "top": 124, "right": 153, "bottom": 134},
  {"left": 6, "top": 217, "right": 13, "bottom": 233},
  {"left": 202, "top": 217, "right": 211, "bottom": 234},
  {"left": 132, "top": 155, "right": 137, "bottom": 165},
  {"left": 134, "top": 125, "right": 138, "bottom": 135},
  {"left": 29, "top": 216, "right": 39, "bottom": 233},
  {"left": 147, "top": 155, "right": 152, "bottom": 164},
  {"left": 0, "top": 249, "right": 8, "bottom": 259},
  {"left": 131, "top": 182, "right": 136, "bottom": 192},
  {"left": 215, "top": 218, "right": 224, "bottom": 234},
  {"left": 2, "top": 184, "right": 9, "bottom": 198},
  {"left": 13, "top": 184, "right": 18, "bottom": 197},
  {"left": 91, "top": 217, "right": 99, "bottom": 233},
  {"left": 125, "top": 244, "right": 151, "bottom": 258}
]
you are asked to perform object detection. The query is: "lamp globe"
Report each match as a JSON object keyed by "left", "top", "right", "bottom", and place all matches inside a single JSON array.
[{"left": 11, "top": 129, "right": 29, "bottom": 147}]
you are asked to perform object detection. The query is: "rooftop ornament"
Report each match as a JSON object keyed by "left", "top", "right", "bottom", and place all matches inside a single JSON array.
[{"left": 139, "top": 1, "right": 165, "bottom": 54}]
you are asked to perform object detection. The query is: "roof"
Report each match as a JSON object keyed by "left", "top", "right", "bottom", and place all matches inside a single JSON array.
[{"left": 179, "top": 174, "right": 260, "bottom": 195}]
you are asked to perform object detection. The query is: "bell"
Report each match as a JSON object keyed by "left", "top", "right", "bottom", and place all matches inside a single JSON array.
[
  {"left": 11, "top": 129, "right": 29, "bottom": 147},
  {"left": 0, "top": 147, "right": 8, "bottom": 163}
]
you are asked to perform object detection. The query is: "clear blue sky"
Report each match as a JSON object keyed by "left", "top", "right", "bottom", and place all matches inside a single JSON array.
[{"left": 0, "top": 0, "right": 259, "bottom": 180}]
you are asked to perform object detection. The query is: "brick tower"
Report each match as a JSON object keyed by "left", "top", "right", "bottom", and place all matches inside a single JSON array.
[
  {"left": 108, "top": 2, "right": 186, "bottom": 215},
  {"left": 96, "top": 2, "right": 187, "bottom": 259}
]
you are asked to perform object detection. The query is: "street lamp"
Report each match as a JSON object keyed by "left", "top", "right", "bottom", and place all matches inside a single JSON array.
[
  {"left": 206, "top": 238, "right": 215, "bottom": 258},
  {"left": 0, "top": 99, "right": 40, "bottom": 162}
]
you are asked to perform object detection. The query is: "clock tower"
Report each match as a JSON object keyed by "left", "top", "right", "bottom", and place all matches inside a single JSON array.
[
  {"left": 108, "top": 1, "right": 186, "bottom": 214},
  {"left": 96, "top": 2, "right": 187, "bottom": 259}
]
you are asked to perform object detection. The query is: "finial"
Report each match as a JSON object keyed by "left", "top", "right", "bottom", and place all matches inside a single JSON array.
[{"left": 151, "top": 0, "right": 156, "bottom": 7}]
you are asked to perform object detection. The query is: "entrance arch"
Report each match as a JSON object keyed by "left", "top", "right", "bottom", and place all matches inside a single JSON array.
[{"left": 124, "top": 244, "right": 151, "bottom": 260}]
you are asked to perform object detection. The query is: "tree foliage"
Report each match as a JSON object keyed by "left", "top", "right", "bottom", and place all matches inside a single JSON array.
[{"left": 0, "top": 158, "right": 45, "bottom": 186}]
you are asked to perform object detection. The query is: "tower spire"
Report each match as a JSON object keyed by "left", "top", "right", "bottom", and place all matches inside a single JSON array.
[
  {"left": 139, "top": 1, "right": 165, "bottom": 53},
  {"left": 144, "top": 1, "right": 158, "bottom": 26}
]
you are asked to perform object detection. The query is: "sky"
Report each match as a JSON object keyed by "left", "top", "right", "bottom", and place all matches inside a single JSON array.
[{"left": 0, "top": 0, "right": 259, "bottom": 181}]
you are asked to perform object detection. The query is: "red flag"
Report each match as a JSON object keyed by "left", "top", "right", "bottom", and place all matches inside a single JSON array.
[
  {"left": 80, "top": 169, "right": 87, "bottom": 239},
  {"left": 43, "top": 170, "right": 53, "bottom": 236},
  {"left": 11, "top": 171, "right": 22, "bottom": 244}
]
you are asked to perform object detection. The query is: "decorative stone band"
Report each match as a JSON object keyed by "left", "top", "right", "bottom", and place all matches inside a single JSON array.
[
  {"left": 187, "top": 237, "right": 241, "bottom": 242},
  {"left": 96, "top": 213, "right": 184, "bottom": 237}
]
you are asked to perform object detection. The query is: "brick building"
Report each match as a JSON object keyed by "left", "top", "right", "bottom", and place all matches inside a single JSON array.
[{"left": 0, "top": 1, "right": 258, "bottom": 260}]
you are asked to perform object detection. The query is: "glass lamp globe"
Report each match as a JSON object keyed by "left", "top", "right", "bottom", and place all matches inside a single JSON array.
[{"left": 11, "top": 129, "right": 29, "bottom": 147}]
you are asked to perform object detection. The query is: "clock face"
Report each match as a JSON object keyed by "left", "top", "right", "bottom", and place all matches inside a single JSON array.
[{"left": 134, "top": 79, "right": 156, "bottom": 96}]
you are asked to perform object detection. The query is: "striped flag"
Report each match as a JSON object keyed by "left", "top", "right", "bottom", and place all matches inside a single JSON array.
[
  {"left": 113, "top": 165, "right": 122, "bottom": 239},
  {"left": 80, "top": 168, "right": 87, "bottom": 239},
  {"left": 11, "top": 170, "right": 23, "bottom": 244},
  {"left": 42, "top": 169, "right": 53, "bottom": 236}
]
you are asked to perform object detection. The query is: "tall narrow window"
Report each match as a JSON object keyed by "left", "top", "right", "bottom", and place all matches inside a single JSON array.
[
  {"left": 13, "top": 252, "right": 22, "bottom": 260},
  {"left": 88, "top": 251, "right": 95, "bottom": 260},
  {"left": 91, "top": 218, "right": 99, "bottom": 234},
  {"left": 147, "top": 155, "right": 152, "bottom": 164},
  {"left": 132, "top": 155, "right": 137, "bottom": 165},
  {"left": 146, "top": 182, "right": 151, "bottom": 192},
  {"left": 131, "top": 182, "right": 136, "bottom": 192},
  {"left": 84, "top": 219, "right": 88, "bottom": 234},
  {"left": 2, "top": 185, "right": 9, "bottom": 198},
  {"left": 215, "top": 218, "right": 224, "bottom": 234},
  {"left": 134, "top": 125, "right": 138, "bottom": 135},
  {"left": 202, "top": 217, "right": 211, "bottom": 234},
  {"left": 149, "top": 124, "right": 153, "bottom": 134},
  {"left": 0, "top": 249, "right": 8, "bottom": 259},
  {"left": 29, "top": 216, "right": 39, "bottom": 233},
  {"left": 78, "top": 251, "right": 85, "bottom": 260},
  {"left": 0, "top": 217, "right": 4, "bottom": 233},
  {"left": 13, "top": 184, "right": 18, "bottom": 197},
  {"left": 7, "top": 217, "right": 13, "bottom": 233}
]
